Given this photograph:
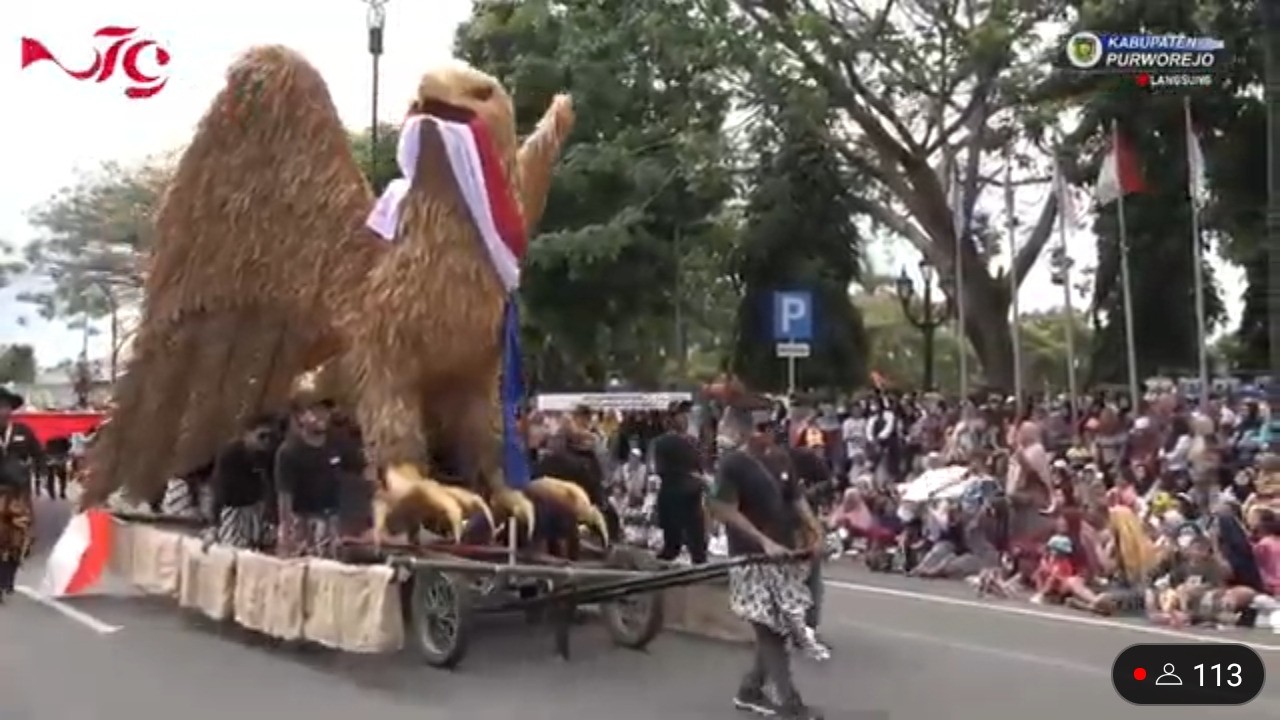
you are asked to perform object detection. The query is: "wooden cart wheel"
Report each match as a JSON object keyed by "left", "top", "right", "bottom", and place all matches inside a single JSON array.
[
  {"left": 600, "top": 548, "right": 664, "bottom": 650},
  {"left": 406, "top": 569, "right": 472, "bottom": 669}
]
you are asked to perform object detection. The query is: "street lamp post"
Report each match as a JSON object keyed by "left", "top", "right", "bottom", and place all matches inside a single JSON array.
[
  {"left": 365, "top": 0, "right": 388, "bottom": 187},
  {"left": 895, "top": 260, "right": 949, "bottom": 391},
  {"left": 1263, "top": 0, "right": 1280, "bottom": 383}
]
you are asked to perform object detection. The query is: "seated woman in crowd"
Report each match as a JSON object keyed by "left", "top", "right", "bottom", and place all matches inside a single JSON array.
[
  {"left": 828, "top": 486, "right": 896, "bottom": 565},
  {"left": 1146, "top": 527, "right": 1259, "bottom": 627},
  {"left": 1252, "top": 510, "right": 1280, "bottom": 596}
]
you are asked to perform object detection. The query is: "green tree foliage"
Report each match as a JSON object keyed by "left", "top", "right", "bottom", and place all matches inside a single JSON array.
[
  {"left": 858, "top": 279, "right": 1089, "bottom": 394},
  {"left": 456, "top": 0, "right": 736, "bottom": 389},
  {"left": 732, "top": 103, "right": 868, "bottom": 391},
  {"left": 21, "top": 159, "right": 170, "bottom": 322},
  {"left": 348, "top": 122, "right": 400, "bottom": 195},
  {"left": 1048, "top": 0, "right": 1241, "bottom": 383},
  {"left": 0, "top": 344, "right": 37, "bottom": 385},
  {"left": 707, "top": 0, "right": 1071, "bottom": 390},
  {"left": 0, "top": 241, "right": 22, "bottom": 289}
]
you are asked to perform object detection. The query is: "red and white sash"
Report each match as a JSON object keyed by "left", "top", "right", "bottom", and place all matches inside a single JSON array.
[{"left": 366, "top": 113, "right": 526, "bottom": 291}]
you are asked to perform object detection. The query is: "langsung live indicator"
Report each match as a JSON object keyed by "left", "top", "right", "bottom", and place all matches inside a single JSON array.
[{"left": 1112, "top": 643, "right": 1264, "bottom": 705}]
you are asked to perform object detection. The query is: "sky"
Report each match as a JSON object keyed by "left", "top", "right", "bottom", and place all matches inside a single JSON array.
[{"left": 0, "top": 0, "right": 1245, "bottom": 367}]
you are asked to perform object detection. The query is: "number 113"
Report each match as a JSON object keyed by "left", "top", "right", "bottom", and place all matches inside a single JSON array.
[{"left": 1194, "top": 663, "right": 1243, "bottom": 687}]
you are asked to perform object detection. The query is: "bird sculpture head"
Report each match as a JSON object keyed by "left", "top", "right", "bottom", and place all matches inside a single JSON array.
[{"left": 410, "top": 63, "right": 517, "bottom": 172}]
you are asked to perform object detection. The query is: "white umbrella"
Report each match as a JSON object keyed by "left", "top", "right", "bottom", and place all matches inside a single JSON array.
[{"left": 899, "top": 466, "right": 969, "bottom": 503}]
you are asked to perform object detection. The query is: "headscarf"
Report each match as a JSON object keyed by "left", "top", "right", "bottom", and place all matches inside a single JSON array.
[
  {"left": 1109, "top": 506, "right": 1157, "bottom": 585},
  {"left": 831, "top": 488, "right": 875, "bottom": 530}
]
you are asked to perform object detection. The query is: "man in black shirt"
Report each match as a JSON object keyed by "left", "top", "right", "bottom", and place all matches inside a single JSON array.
[
  {"left": 652, "top": 401, "right": 707, "bottom": 564},
  {"left": 709, "top": 408, "right": 823, "bottom": 720},
  {"left": 0, "top": 388, "right": 39, "bottom": 496},
  {"left": 275, "top": 394, "right": 364, "bottom": 557},
  {"left": 207, "top": 414, "right": 278, "bottom": 549}
]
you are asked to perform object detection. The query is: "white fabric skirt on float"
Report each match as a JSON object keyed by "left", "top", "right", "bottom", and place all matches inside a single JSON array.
[
  {"left": 302, "top": 559, "right": 403, "bottom": 653},
  {"left": 233, "top": 551, "right": 306, "bottom": 640},
  {"left": 177, "top": 536, "right": 237, "bottom": 621}
]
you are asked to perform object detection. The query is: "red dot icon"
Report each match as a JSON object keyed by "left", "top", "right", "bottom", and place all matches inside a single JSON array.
[
  {"left": 1136, "top": 73, "right": 1151, "bottom": 87},
  {"left": 1134, "top": 667, "right": 1147, "bottom": 681}
]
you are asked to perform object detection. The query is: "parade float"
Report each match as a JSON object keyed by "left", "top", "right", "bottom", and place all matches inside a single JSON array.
[{"left": 52, "top": 45, "right": 775, "bottom": 666}]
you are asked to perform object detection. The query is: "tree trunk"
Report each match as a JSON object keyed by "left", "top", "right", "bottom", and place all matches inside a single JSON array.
[{"left": 958, "top": 266, "right": 1015, "bottom": 392}]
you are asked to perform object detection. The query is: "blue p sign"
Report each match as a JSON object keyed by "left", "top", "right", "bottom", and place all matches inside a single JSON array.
[{"left": 772, "top": 291, "right": 813, "bottom": 341}]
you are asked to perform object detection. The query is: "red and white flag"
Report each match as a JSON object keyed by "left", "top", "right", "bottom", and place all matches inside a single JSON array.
[
  {"left": 40, "top": 508, "right": 113, "bottom": 597},
  {"left": 1184, "top": 100, "right": 1207, "bottom": 205},
  {"left": 1095, "top": 131, "right": 1145, "bottom": 206},
  {"left": 367, "top": 112, "right": 527, "bottom": 291}
]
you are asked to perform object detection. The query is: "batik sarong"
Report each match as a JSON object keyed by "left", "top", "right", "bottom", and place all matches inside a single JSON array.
[
  {"left": 728, "top": 561, "right": 813, "bottom": 641},
  {"left": 285, "top": 514, "right": 338, "bottom": 558},
  {"left": 215, "top": 503, "right": 268, "bottom": 549}
]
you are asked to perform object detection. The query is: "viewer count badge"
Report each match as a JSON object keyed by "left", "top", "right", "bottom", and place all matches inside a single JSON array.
[{"left": 1112, "top": 644, "right": 1264, "bottom": 705}]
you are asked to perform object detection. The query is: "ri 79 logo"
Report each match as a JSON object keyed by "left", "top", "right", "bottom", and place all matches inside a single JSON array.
[{"left": 21, "top": 26, "right": 170, "bottom": 99}]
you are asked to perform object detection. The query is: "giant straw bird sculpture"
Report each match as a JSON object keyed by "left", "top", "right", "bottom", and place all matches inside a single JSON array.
[{"left": 84, "top": 46, "right": 603, "bottom": 544}]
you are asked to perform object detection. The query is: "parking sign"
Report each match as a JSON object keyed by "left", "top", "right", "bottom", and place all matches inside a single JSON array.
[{"left": 772, "top": 291, "right": 812, "bottom": 341}]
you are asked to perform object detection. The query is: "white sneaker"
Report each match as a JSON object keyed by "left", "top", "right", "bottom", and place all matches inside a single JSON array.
[{"left": 799, "top": 626, "right": 830, "bottom": 662}]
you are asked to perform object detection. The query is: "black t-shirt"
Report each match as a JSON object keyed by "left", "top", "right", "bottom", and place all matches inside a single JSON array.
[
  {"left": 44, "top": 436, "right": 71, "bottom": 459},
  {"left": 653, "top": 430, "right": 701, "bottom": 494},
  {"left": 275, "top": 434, "right": 361, "bottom": 516},
  {"left": 0, "top": 421, "right": 39, "bottom": 488},
  {"left": 712, "top": 449, "right": 798, "bottom": 554},
  {"left": 211, "top": 440, "right": 274, "bottom": 509},
  {"left": 789, "top": 447, "right": 830, "bottom": 487}
]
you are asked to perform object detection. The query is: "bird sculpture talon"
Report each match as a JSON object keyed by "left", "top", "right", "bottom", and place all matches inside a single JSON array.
[
  {"left": 436, "top": 483, "right": 495, "bottom": 541},
  {"left": 371, "top": 496, "right": 391, "bottom": 551},
  {"left": 528, "top": 477, "right": 610, "bottom": 546},
  {"left": 491, "top": 487, "right": 536, "bottom": 540},
  {"left": 383, "top": 463, "right": 465, "bottom": 543}
]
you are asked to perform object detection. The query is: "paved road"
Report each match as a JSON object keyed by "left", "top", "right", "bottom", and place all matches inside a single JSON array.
[{"left": 4, "top": 499, "right": 1280, "bottom": 720}]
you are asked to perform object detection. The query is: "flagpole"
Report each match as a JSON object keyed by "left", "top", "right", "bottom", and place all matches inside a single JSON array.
[
  {"left": 951, "top": 159, "right": 969, "bottom": 400},
  {"left": 1055, "top": 158, "right": 1079, "bottom": 432},
  {"left": 1185, "top": 97, "right": 1210, "bottom": 409},
  {"left": 1005, "top": 155, "right": 1023, "bottom": 407},
  {"left": 1112, "top": 120, "right": 1141, "bottom": 412}
]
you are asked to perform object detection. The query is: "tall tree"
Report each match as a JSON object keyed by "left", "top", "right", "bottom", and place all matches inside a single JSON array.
[
  {"left": 733, "top": 98, "right": 868, "bottom": 390},
  {"left": 456, "top": 0, "right": 736, "bottom": 388},
  {"left": 1045, "top": 0, "right": 1243, "bottom": 381},
  {"left": 707, "top": 0, "right": 1068, "bottom": 389},
  {"left": 22, "top": 158, "right": 170, "bottom": 322}
]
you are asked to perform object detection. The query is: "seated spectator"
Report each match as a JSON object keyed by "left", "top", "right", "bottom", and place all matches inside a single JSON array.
[
  {"left": 1106, "top": 467, "right": 1140, "bottom": 510},
  {"left": 1145, "top": 530, "right": 1258, "bottom": 627},
  {"left": 1251, "top": 510, "right": 1280, "bottom": 596}
]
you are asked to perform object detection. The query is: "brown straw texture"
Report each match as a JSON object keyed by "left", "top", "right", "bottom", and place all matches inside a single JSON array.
[
  {"left": 84, "top": 51, "right": 574, "bottom": 509},
  {"left": 85, "top": 46, "right": 380, "bottom": 504}
]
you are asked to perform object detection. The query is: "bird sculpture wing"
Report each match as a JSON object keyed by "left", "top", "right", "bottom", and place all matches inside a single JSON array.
[{"left": 83, "top": 46, "right": 385, "bottom": 506}]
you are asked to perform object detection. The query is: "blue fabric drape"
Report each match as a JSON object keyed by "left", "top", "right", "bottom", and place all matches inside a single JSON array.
[{"left": 500, "top": 297, "right": 530, "bottom": 489}]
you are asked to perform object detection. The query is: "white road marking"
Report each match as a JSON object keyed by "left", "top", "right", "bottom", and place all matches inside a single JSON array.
[
  {"left": 825, "top": 578, "right": 1280, "bottom": 653},
  {"left": 14, "top": 585, "right": 122, "bottom": 635},
  {"left": 837, "top": 619, "right": 1107, "bottom": 676}
]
